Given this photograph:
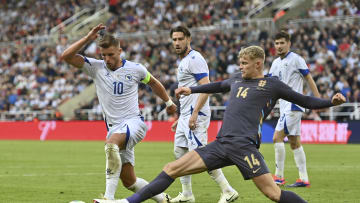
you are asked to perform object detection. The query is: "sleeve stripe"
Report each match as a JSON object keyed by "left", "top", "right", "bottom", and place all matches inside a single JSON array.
[
  {"left": 299, "top": 69, "right": 309, "bottom": 76},
  {"left": 141, "top": 71, "right": 151, "bottom": 84},
  {"left": 83, "top": 56, "right": 92, "bottom": 66},
  {"left": 193, "top": 73, "right": 208, "bottom": 81}
]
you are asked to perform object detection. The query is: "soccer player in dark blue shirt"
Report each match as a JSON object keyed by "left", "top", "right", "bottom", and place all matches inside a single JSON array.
[{"left": 115, "top": 46, "right": 345, "bottom": 203}]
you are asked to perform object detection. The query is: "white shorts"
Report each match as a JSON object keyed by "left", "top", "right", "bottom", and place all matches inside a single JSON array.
[
  {"left": 174, "top": 114, "right": 210, "bottom": 151},
  {"left": 275, "top": 111, "right": 302, "bottom": 136},
  {"left": 106, "top": 117, "right": 147, "bottom": 166}
]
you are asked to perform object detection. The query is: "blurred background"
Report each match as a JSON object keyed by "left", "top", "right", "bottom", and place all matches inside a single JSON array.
[{"left": 0, "top": 0, "right": 359, "bottom": 143}]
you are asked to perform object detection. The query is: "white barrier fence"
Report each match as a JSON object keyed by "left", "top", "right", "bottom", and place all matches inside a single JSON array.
[{"left": 1, "top": 103, "right": 358, "bottom": 122}]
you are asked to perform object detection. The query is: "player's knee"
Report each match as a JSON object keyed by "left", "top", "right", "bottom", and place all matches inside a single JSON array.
[
  {"left": 120, "top": 175, "right": 136, "bottom": 188},
  {"left": 263, "top": 189, "right": 280, "bottom": 202},
  {"left": 289, "top": 139, "right": 301, "bottom": 149},
  {"left": 273, "top": 132, "right": 283, "bottom": 143},
  {"left": 163, "top": 161, "right": 179, "bottom": 178},
  {"left": 266, "top": 193, "right": 279, "bottom": 202},
  {"left": 273, "top": 135, "right": 282, "bottom": 143},
  {"left": 105, "top": 143, "right": 121, "bottom": 172}
]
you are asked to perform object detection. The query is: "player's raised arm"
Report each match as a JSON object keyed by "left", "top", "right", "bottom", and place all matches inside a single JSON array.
[
  {"left": 276, "top": 80, "right": 346, "bottom": 109},
  {"left": 61, "top": 24, "right": 106, "bottom": 68},
  {"left": 146, "top": 74, "right": 177, "bottom": 115}
]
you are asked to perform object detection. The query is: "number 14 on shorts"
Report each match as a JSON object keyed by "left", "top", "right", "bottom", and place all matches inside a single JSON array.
[{"left": 244, "top": 153, "right": 260, "bottom": 171}]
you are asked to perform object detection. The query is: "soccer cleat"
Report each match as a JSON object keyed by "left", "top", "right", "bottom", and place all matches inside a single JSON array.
[
  {"left": 286, "top": 179, "right": 310, "bottom": 188},
  {"left": 93, "top": 193, "right": 110, "bottom": 203},
  {"left": 169, "top": 192, "right": 195, "bottom": 203},
  {"left": 115, "top": 200, "right": 129, "bottom": 203},
  {"left": 218, "top": 190, "right": 239, "bottom": 203},
  {"left": 93, "top": 198, "right": 106, "bottom": 203},
  {"left": 273, "top": 175, "right": 286, "bottom": 186},
  {"left": 93, "top": 200, "right": 108, "bottom": 203}
]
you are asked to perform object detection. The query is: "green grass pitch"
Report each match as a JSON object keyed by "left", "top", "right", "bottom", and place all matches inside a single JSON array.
[{"left": 1, "top": 140, "right": 359, "bottom": 203}]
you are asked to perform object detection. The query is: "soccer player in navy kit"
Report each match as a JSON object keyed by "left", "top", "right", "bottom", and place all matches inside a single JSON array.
[
  {"left": 61, "top": 24, "right": 176, "bottom": 202},
  {"left": 116, "top": 46, "right": 345, "bottom": 203},
  {"left": 169, "top": 26, "right": 237, "bottom": 203}
]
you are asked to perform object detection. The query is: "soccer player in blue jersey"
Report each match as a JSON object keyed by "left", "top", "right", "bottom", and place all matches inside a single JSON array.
[
  {"left": 61, "top": 24, "right": 176, "bottom": 203},
  {"left": 169, "top": 26, "right": 238, "bottom": 203},
  {"left": 115, "top": 46, "right": 345, "bottom": 203},
  {"left": 269, "top": 31, "right": 320, "bottom": 187}
]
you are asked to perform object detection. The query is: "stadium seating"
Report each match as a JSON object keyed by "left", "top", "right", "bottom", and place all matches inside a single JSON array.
[{"left": 0, "top": 0, "right": 359, "bottom": 121}]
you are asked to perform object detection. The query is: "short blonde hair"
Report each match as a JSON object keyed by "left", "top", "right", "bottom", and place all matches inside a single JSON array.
[
  {"left": 98, "top": 33, "right": 120, "bottom": 48},
  {"left": 238, "top": 46, "right": 265, "bottom": 61}
]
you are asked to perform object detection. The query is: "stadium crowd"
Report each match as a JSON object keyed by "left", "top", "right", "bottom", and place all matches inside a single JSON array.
[
  {"left": 0, "top": 0, "right": 359, "bottom": 121},
  {"left": 308, "top": 0, "right": 360, "bottom": 18},
  {"left": 106, "top": 0, "right": 262, "bottom": 33},
  {"left": 0, "top": 0, "right": 107, "bottom": 43}
]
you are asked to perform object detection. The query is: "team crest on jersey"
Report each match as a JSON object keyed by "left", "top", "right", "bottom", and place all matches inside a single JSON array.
[
  {"left": 125, "top": 74, "right": 132, "bottom": 81},
  {"left": 258, "top": 80, "right": 267, "bottom": 87}
]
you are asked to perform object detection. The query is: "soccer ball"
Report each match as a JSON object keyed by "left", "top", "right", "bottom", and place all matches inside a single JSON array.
[{"left": 69, "top": 201, "right": 85, "bottom": 203}]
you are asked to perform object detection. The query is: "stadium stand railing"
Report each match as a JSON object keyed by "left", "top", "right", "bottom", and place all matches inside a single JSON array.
[
  {"left": 246, "top": 0, "right": 276, "bottom": 19},
  {"left": 69, "top": 6, "right": 111, "bottom": 40},
  {"left": 288, "top": 15, "right": 360, "bottom": 28},
  {"left": 50, "top": 7, "right": 95, "bottom": 42},
  {"left": 114, "top": 18, "right": 276, "bottom": 39},
  {"left": 1, "top": 103, "right": 358, "bottom": 122}
]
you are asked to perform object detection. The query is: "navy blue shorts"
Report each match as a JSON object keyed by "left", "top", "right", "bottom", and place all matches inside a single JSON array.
[{"left": 195, "top": 139, "right": 269, "bottom": 180}]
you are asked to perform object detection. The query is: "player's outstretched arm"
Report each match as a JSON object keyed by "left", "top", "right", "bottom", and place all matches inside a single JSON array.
[
  {"left": 277, "top": 81, "right": 346, "bottom": 109},
  {"left": 175, "top": 80, "right": 231, "bottom": 99},
  {"left": 61, "top": 24, "right": 105, "bottom": 68},
  {"left": 147, "top": 75, "right": 177, "bottom": 115}
]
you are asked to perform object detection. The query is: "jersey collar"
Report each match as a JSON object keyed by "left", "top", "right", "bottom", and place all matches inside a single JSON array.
[
  {"left": 121, "top": 59, "right": 126, "bottom": 67},
  {"left": 284, "top": 51, "right": 292, "bottom": 58}
]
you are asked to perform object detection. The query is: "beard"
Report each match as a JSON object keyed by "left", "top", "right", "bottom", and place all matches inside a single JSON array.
[{"left": 177, "top": 46, "right": 188, "bottom": 57}]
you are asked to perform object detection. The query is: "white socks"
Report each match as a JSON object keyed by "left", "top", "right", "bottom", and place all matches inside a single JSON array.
[
  {"left": 293, "top": 146, "right": 309, "bottom": 182},
  {"left": 127, "top": 177, "right": 165, "bottom": 203},
  {"left": 104, "top": 143, "right": 122, "bottom": 200},
  {"left": 208, "top": 169, "right": 235, "bottom": 193},
  {"left": 174, "top": 147, "right": 193, "bottom": 197},
  {"left": 274, "top": 142, "right": 285, "bottom": 179},
  {"left": 275, "top": 143, "right": 309, "bottom": 182},
  {"left": 180, "top": 175, "right": 193, "bottom": 197}
]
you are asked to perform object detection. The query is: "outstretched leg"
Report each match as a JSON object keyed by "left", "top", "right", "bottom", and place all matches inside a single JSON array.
[
  {"left": 252, "top": 173, "right": 307, "bottom": 202},
  {"left": 126, "top": 150, "right": 208, "bottom": 203},
  {"left": 122, "top": 163, "right": 166, "bottom": 203}
]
